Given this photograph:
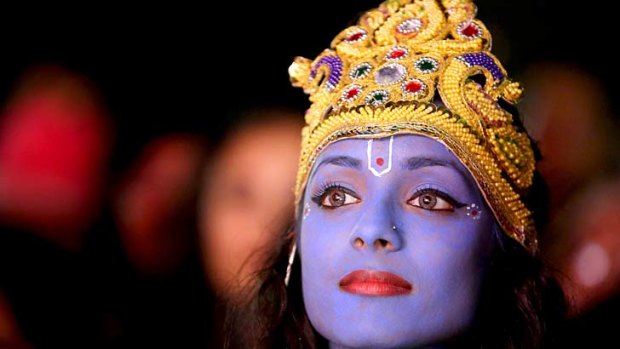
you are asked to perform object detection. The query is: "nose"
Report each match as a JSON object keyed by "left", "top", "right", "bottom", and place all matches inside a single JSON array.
[{"left": 349, "top": 202, "right": 403, "bottom": 252}]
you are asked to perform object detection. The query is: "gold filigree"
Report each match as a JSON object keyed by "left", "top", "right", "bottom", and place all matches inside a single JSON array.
[{"left": 289, "top": 0, "right": 537, "bottom": 252}]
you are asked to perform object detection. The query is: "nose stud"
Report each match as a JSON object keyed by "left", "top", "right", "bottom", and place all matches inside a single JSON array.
[{"left": 392, "top": 225, "right": 397, "bottom": 231}]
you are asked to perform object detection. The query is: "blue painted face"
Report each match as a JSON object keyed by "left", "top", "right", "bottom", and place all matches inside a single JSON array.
[{"left": 299, "top": 134, "right": 496, "bottom": 348}]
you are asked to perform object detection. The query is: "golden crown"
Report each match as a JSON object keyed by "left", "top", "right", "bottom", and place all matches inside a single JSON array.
[{"left": 289, "top": 0, "right": 536, "bottom": 252}]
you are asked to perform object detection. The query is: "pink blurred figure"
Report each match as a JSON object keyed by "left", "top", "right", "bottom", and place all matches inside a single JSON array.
[
  {"left": 556, "top": 179, "right": 620, "bottom": 315},
  {"left": 114, "top": 134, "right": 207, "bottom": 275},
  {"left": 522, "top": 63, "right": 614, "bottom": 213},
  {"left": 0, "top": 65, "right": 112, "bottom": 250},
  {"left": 522, "top": 63, "right": 620, "bottom": 315},
  {"left": 199, "top": 109, "right": 302, "bottom": 300}
]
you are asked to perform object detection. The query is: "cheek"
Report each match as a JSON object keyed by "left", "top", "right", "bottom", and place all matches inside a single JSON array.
[
  {"left": 298, "top": 204, "right": 360, "bottom": 262},
  {"left": 299, "top": 209, "right": 338, "bottom": 270},
  {"left": 401, "top": 207, "right": 494, "bottom": 254},
  {"left": 405, "top": 213, "right": 494, "bottom": 298},
  {"left": 298, "top": 213, "right": 343, "bottom": 338},
  {"left": 298, "top": 205, "right": 355, "bottom": 294},
  {"left": 404, "top": 220, "right": 492, "bottom": 335}
]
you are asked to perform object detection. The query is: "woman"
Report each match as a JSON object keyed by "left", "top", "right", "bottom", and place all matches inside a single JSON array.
[{"left": 226, "top": 0, "right": 565, "bottom": 347}]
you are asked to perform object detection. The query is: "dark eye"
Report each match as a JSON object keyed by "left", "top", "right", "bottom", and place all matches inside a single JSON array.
[
  {"left": 315, "top": 186, "right": 360, "bottom": 208},
  {"left": 408, "top": 190, "right": 457, "bottom": 211}
]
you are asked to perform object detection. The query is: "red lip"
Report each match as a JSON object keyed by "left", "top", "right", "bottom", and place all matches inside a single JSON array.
[{"left": 339, "top": 270, "right": 413, "bottom": 296}]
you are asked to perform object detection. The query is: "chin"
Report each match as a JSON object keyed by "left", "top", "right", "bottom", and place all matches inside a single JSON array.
[
  {"left": 321, "top": 325, "right": 429, "bottom": 349},
  {"left": 329, "top": 336, "right": 424, "bottom": 349},
  {"left": 319, "top": 317, "right": 471, "bottom": 349}
]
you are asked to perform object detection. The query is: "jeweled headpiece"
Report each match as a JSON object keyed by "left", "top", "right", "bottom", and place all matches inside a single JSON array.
[{"left": 289, "top": 0, "right": 536, "bottom": 252}]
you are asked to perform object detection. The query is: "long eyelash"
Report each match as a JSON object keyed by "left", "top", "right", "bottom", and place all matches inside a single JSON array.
[
  {"left": 412, "top": 186, "right": 466, "bottom": 208},
  {"left": 311, "top": 181, "right": 356, "bottom": 207},
  {"left": 311, "top": 181, "right": 342, "bottom": 204}
]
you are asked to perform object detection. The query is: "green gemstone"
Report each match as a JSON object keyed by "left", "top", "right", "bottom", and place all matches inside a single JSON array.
[
  {"left": 418, "top": 60, "right": 436, "bottom": 72},
  {"left": 367, "top": 91, "right": 388, "bottom": 105},
  {"left": 354, "top": 66, "right": 370, "bottom": 78}
]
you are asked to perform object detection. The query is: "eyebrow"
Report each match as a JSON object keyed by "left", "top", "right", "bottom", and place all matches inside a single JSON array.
[
  {"left": 403, "top": 157, "right": 469, "bottom": 180},
  {"left": 404, "top": 157, "right": 452, "bottom": 170},
  {"left": 316, "top": 155, "right": 362, "bottom": 170}
]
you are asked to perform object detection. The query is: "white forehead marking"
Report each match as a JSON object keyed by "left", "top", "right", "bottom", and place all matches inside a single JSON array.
[{"left": 366, "top": 136, "right": 394, "bottom": 177}]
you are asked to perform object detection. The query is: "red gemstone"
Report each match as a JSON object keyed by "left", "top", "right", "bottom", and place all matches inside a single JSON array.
[
  {"left": 346, "top": 32, "right": 364, "bottom": 42},
  {"left": 388, "top": 49, "right": 406, "bottom": 59},
  {"left": 376, "top": 157, "right": 384, "bottom": 166},
  {"left": 346, "top": 87, "right": 359, "bottom": 99},
  {"left": 461, "top": 23, "right": 479, "bottom": 37},
  {"left": 471, "top": 210, "right": 479, "bottom": 216},
  {"left": 405, "top": 80, "right": 422, "bottom": 93}
]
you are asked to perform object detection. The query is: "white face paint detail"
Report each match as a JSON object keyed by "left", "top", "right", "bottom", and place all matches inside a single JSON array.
[
  {"left": 366, "top": 136, "right": 394, "bottom": 177},
  {"left": 303, "top": 203, "right": 311, "bottom": 220},
  {"left": 466, "top": 203, "right": 481, "bottom": 220}
]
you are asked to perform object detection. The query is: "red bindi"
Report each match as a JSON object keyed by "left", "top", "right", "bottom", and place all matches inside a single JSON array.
[{"left": 376, "top": 157, "right": 384, "bottom": 166}]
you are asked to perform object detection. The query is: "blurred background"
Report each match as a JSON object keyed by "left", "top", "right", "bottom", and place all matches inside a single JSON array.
[{"left": 0, "top": 0, "right": 619, "bottom": 347}]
